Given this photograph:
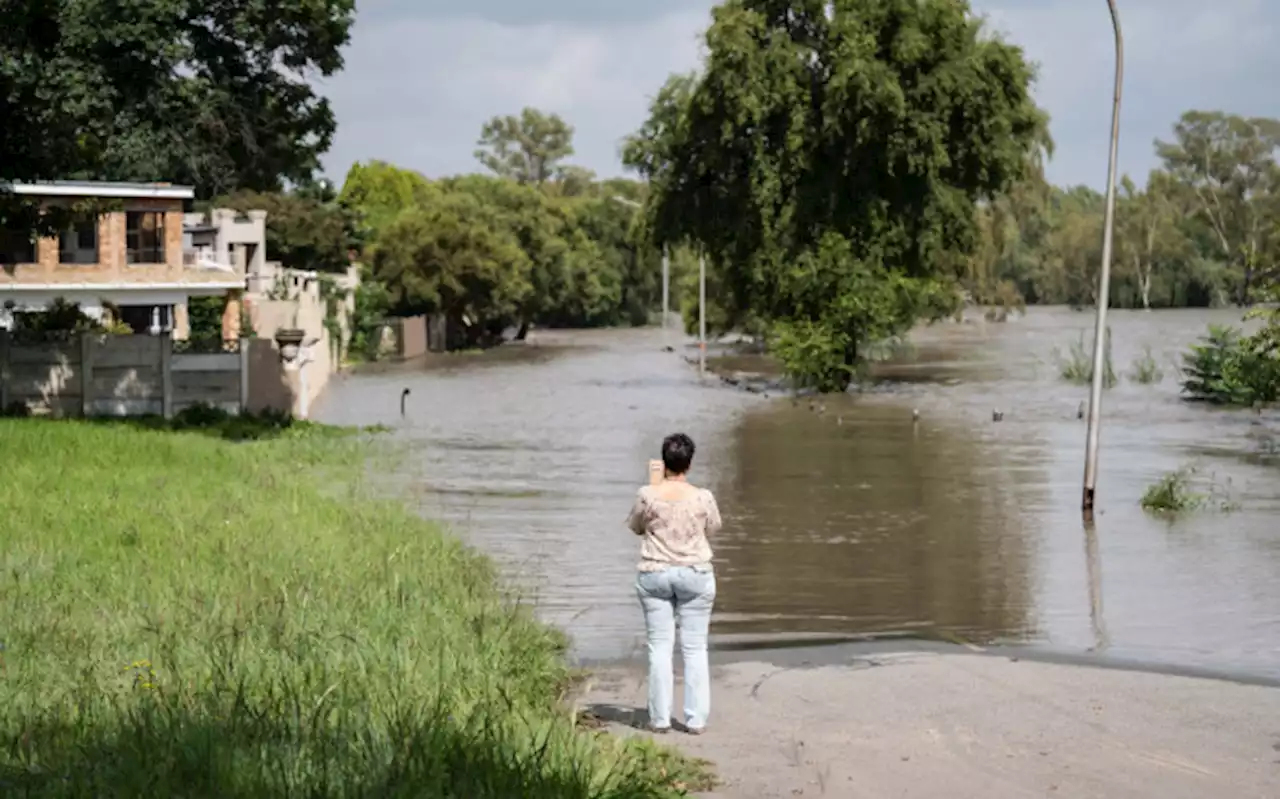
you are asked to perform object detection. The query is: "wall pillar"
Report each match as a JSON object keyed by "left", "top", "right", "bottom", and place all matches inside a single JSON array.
[
  {"left": 173, "top": 302, "right": 190, "bottom": 340},
  {"left": 221, "top": 290, "right": 243, "bottom": 342}
]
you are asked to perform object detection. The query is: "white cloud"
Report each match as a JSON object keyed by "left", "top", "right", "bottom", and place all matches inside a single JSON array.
[
  {"left": 319, "top": 11, "right": 705, "bottom": 183},
  {"left": 319, "top": 1, "right": 1280, "bottom": 189}
]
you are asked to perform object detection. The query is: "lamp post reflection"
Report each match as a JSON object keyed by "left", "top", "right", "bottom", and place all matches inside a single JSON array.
[{"left": 1084, "top": 521, "right": 1110, "bottom": 652}]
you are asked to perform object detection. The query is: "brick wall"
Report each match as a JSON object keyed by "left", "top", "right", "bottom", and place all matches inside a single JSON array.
[{"left": 2, "top": 198, "right": 198, "bottom": 286}]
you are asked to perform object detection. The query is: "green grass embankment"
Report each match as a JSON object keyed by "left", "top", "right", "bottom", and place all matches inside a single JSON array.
[{"left": 0, "top": 417, "right": 708, "bottom": 797}]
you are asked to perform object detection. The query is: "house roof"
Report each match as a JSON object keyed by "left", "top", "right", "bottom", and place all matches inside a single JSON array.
[{"left": 0, "top": 180, "right": 195, "bottom": 200}]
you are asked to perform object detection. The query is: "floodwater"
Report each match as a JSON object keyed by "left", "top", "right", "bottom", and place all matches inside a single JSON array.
[{"left": 317, "top": 307, "right": 1280, "bottom": 679}]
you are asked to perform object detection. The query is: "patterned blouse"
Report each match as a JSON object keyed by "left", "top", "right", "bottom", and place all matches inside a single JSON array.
[{"left": 626, "top": 484, "right": 722, "bottom": 572}]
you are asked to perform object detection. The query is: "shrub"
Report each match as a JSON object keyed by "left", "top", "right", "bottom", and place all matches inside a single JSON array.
[{"left": 1180, "top": 325, "right": 1280, "bottom": 406}]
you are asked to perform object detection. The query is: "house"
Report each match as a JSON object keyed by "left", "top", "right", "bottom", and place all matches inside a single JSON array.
[{"left": 0, "top": 181, "right": 258, "bottom": 338}]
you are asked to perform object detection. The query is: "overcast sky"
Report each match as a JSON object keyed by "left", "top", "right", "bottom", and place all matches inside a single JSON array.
[{"left": 318, "top": 0, "right": 1279, "bottom": 189}]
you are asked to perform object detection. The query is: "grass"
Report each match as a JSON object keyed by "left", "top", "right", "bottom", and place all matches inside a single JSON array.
[
  {"left": 1056, "top": 329, "right": 1117, "bottom": 388},
  {"left": 0, "top": 419, "right": 711, "bottom": 797},
  {"left": 1128, "top": 346, "right": 1165, "bottom": 385},
  {"left": 1140, "top": 464, "right": 1239, "bottom": 513},
  {"left": 0, "top": 402, "right": 391, "bottom": 442}
]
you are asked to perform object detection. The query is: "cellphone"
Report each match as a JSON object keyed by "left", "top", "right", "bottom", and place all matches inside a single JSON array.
[{"left": 648, "top": 459, "right": 664, "bottom": 485}]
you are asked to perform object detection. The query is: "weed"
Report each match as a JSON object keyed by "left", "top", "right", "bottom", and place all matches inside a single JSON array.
[
  {"left": 1140, "top": 464, "right": 1239, "bottom": 513},
  {"left": 1128, "top": 346, "right": 1164, "bottom": 385},
  {"left": 1056, "top": 329, "right": 1116, "bottom": 388}
]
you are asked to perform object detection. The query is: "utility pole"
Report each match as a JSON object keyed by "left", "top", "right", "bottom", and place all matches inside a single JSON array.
[
  {"left": 661, "top": 245, "right": 670, "bottom": 346},
  {"left": 1082, "top": 0, "right": 1124, "bottom": 519},
  {"left": 698, "top": 252, "right": 706, "bottom": 378}
]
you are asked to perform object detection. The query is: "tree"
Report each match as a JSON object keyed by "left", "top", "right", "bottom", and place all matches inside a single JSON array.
[
  {"left": 625, "top": 0, "right": 1046, "bottom": 390},
  {"left": 1, "top": 0, "right": 354, "bottom": 199},
  {"left": 216, "top": 187, "right": 363, "bottom": 274},
  {"left": 339, "top": 161, "right": 438, "bottom": 236},
  {"left": 474, "top": 108, "right": 575, "bottom": 185},
  {"left": 1115, "top": 172, "right": 1190, "bottom": 310},
  {"left": 1156, "top": 111, "right": 1280, "bottom": 305},
  {"left": 367, "top": 189, "right": 532, "bottom": 348}
]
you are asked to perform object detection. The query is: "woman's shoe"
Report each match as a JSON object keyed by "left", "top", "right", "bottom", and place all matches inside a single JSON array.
[
  {"left": 685, "top": 726, "right": 706, "bottom": 736},
  {"left": 647, "top": 725, "right": 671, "bottom": 734}
]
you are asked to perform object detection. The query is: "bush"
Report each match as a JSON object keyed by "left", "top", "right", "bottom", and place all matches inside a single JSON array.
[{"left": 1180, "top": 324, "right": 1280, "bottom": 406}]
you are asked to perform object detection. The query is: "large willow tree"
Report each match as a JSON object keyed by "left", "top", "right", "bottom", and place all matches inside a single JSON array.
[{"left": 625, "top": 0, "right": 1047, "bottom": 390}]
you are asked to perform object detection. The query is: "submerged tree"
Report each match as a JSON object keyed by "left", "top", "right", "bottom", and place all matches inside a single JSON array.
[
  {"left": 1156, "top": 111, "right": 1280, "bottom": 306},
  {"left": 625, "top": 0, "right": 1047, "bottom": 391}
]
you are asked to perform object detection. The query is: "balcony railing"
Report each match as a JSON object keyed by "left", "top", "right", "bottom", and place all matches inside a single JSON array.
[{"left": 182, "top": 251, "right": 238, "bottom": 272}]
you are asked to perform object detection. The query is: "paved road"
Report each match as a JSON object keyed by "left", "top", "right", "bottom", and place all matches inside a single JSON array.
[{"left": 580, "top": 651, "right": 1280, "bottom": 798}]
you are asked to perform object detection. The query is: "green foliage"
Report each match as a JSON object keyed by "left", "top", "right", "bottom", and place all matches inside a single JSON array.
[
  {"left": 1055, "top": 329, "right": 1117, "bottom": 388},
  {"left": 1, "top": 1, "right": 355, "bottom": 199},
  {"left": 475, "top": 108, "right": 575, "bottom": 185},
  {"left": 186, "top": 296, "right": 225, "bottom": 345},
  {"left": 215, "top": 186, "right": 363, "bottom": 273},
  {"left": 626, "top": 0, "right": 1045, "bottom": 391},
  {"left": 1180, "top": 324, "right": 1280, "bottom": 406},
  {"left": 1129, "top": 346, "right": 1164, "bottom": 385},
  {"left": 0, "top": 420, "right": 708, "bottom": 797},
  {"left": 767, "top": 234, "right": 957, "bottom": 390},
  {"left": 1140, "top": 464, "right": 1238, "bottom": 514},
  {"left": 348, "top": 274, "right": 392, "bottom": 362},
  {"left": 966, "top": 109, "right": 1280, "bottom": 312},
  {"left": 369, "top": 186, "right": 533, "bottom": 348},
  {"left": 339, "top": 161, "right": 439, "bottom": 234},
  {"left": 342, "top": 139, "right": 668, "bottom": 348},
  {"left": 6, "top": 297, "right": 126, "bottom": 337}
]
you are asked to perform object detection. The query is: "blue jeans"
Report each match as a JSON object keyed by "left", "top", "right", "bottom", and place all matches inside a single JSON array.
[{"left": 636, "top": 565, "right": 716, "bottom": 730}]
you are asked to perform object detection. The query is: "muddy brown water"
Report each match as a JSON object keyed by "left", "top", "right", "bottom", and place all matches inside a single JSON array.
[{"left": 317, "top": 307, "right": 1280, "bottom": 679}]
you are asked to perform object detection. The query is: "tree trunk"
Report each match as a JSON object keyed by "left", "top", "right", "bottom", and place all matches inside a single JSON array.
[
  {"left": 836, "top": 339, "right": 858, "bottom": 393},
  {"left": 1140, "top": 271, "right": 1151, "bottom": 310},
  {"left": 514, "top": 319, "right": 530, "bottom": 341}
]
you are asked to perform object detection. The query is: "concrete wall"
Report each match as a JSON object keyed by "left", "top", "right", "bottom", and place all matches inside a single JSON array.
[
  {"left": 243, "top": 262, "right": 361, "bottom": 415},
  {"left": 394, "top": 315, "right": 428, "bottom": 359},
  {"left": 0, "top": 332, "right": 294, "bottom": 418}
]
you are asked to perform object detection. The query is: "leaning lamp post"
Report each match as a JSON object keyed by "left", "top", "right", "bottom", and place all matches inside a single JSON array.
[{"left": 1082, "top": 0, "right": 1124, "bottom": 519}]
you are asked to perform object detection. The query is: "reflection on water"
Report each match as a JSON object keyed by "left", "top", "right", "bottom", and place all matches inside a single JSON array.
[{"left": 318, "top": 308, "right": 1280, "bottom": 678}]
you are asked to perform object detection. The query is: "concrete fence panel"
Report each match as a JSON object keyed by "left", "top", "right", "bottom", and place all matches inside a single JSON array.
[{"left": 0, "top": 332, "right": 304, "bottom": 419}]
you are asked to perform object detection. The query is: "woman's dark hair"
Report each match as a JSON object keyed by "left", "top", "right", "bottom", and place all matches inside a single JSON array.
[{"left": 661, "top": 433, "right": 696, "bottom": 475}]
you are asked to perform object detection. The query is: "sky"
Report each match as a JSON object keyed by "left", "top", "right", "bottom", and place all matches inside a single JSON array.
[{"left": 318, "top": 0, "right": 1280, "bottom": 190}]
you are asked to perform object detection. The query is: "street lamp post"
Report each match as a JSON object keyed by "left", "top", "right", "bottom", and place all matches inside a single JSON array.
[
  {"left": 698, "top": 252, "right": 706, "bottom": 378},
  {"left": 1082, "top": 0, "right": 1124, "bottom": 519},
  {"left": 661, "top": 245, "right": 670, "bottom": 346}
]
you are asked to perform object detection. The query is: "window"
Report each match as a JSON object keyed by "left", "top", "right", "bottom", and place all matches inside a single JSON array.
[
  {"left": 126, "top": 211, "right": 166, "bottom": 264},
  {"left": 0, "top": 225, "right": 36, "bottom": 265},
  {"left": 59, "top": 218, "right": 100, "bottom": 264},
  {"left": 117, "top": 304, "right": 173, "bottom": 335}
]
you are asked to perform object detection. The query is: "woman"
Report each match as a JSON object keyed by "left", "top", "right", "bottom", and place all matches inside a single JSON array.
[{"left": 626, "top": 432, "right": 722, "bottom": 734}]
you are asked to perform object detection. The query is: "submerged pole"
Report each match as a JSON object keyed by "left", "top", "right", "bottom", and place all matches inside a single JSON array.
[
  {"left": 1083, "top": 0, "right": 1124, "bottom": 518},
  {"left": 662, "top": 245, "right": 670, "bottom": 346},
  {"left": 698, "top": 253, "right": 706, "bottom": 378}
]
